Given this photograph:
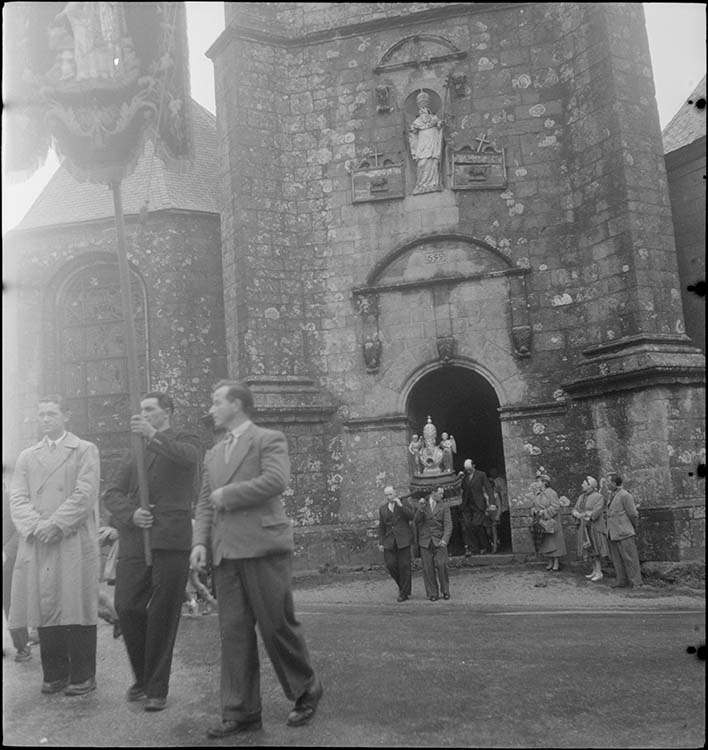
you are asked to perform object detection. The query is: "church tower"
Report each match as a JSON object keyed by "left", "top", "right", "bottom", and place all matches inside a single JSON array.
[{"left": 208, "top": 3, "right": 704, "bottom": 563}]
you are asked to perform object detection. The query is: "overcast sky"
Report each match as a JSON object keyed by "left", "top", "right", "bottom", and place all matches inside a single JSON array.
[{"left": 2, "top": 2, "right": 705, "bottom": 231}]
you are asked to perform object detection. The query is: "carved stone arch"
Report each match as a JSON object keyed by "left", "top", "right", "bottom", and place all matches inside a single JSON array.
[
  {"left": 399, "top": 357, "right": 510, "bottom": 416},
  {"left": 43, "top": 251, "right": 150, "bottom": 479},
  {"left": 365, "top": 232, "right": 515, "bottom": 288},
  {"left": 352, "top": 233, "right": 533, "bottom": 369},
  {"left": 375, "top": 34, "right": 467, "bottom": 73}
]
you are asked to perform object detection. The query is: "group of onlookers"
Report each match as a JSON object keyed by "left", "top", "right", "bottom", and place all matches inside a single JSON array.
[
  {"left": 378, "top": 464, "right": 644, "bottom": 602},
  {"left": 531, "top": 470, "right": 644, "bottom": 588}
]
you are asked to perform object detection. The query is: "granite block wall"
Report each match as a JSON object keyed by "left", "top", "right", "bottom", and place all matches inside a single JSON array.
[
  {"left": 211, "top": 2, "right": 705, "bottom": 564},
  {"left": 3, "top": 211, "right": 226, "bottom": 485}
]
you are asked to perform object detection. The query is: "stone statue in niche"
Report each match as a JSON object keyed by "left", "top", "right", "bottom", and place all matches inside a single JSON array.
[{"left": 408, "top": 90, "right": 444, "bottom": 194}]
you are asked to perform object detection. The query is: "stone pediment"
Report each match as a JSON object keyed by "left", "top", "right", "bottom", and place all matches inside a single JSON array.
[
  {"left": 375, "top": 35, "right": 466, "bottom": 73},
  {"left": 363, "top": 234, "right": 515, "bottom": 291}
]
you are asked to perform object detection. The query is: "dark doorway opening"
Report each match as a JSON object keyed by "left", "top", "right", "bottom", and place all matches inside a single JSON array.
[{"left": 406, "top": 366, "right": 510, "bottom": 555}]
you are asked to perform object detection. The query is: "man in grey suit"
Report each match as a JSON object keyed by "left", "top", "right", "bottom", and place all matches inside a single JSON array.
[
  {"left": 605, "top": 474, "right": 644, "bottom": 589},
  {"left": 191, "top": 380, "right": 322, "bottom": 739},
  {"left": 414, "top": 487, "right": 452, "bottom": 601}
]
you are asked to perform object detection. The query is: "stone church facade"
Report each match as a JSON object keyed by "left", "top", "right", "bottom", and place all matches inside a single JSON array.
[
  {"left": 4, "top": 3, "right": 704, "bottom": 566},
  {"left": 207, "top": 2, "right": 704, "bottom": 564}
]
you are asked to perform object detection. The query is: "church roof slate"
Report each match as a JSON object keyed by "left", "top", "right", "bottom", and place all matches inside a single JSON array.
[
  {"left": 15, "top": 99, "right": 218, "bottom": 231},
  {"left": 662, "top": 75, "right": 706, "bottom": 155}
]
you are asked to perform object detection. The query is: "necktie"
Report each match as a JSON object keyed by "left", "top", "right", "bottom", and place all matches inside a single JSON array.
[
  {"left": 388, "top": 503, "right": 395, "bottom": 514},
  {"left": 49, "top": 441, "right": 56, "bottom": 452},
  {"left": 430, "top": 499, "right": 436, "bottom": 512},
  {"left": 223, "top": 433, "right": 235, "bottom": 462}
]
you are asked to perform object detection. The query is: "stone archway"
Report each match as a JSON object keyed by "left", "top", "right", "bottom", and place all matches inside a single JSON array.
[{"left": 406, "top": 365, "right": 511, "bottom": 554}]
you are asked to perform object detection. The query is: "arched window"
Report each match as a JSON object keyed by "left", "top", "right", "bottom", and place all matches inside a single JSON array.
[{"left": 46, "top": 257, "right": 149, "bottom": 480}]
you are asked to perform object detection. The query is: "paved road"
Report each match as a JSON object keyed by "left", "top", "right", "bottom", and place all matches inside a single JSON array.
[{"left": 3, "top": 566, "right": 705, "bottom": 747}]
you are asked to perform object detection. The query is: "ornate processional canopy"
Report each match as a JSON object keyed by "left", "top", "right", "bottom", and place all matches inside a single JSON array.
[{"left": 4, "top": 2, "right": 193, "bottom": 184}]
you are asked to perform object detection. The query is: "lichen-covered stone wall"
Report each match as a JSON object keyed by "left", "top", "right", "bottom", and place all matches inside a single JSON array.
[
  {"left": 211, "top": 2, "right": 704, "bottom": 564},
  {"left": 3, "top": 211, "right": 226, "bottom": 483}
]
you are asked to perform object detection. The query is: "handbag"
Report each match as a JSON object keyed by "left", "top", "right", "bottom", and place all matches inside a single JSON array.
[{"left": 538, "top": 517, "right": 556, "bottom": 534}]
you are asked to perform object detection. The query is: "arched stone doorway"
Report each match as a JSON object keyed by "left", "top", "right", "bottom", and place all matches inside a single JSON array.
[{"left": 406, "top": 365, "right": 510, "bottom": 554}]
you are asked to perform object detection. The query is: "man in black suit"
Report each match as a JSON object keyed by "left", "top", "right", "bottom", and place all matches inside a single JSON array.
[
  {"left": 104, "top": 392, "right": 200, "bottom": 712},
  {"left": 378, "top": 486, "right": 415, "bottom": 602},
  {"left": 460, "top": 458, "right": 494, "bottom": 555}
]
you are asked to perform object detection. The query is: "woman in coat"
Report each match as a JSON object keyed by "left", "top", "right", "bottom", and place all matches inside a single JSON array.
[
  {"left": 531, "top": 473, "right": 567, "bottom": 571},
  {"left": 571, "top": 476, "right": 609, "bottom": 581}
]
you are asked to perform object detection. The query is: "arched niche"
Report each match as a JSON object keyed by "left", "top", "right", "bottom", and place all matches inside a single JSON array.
[{"left": 375, "top": 34, "right": 466, "bottom": 73}]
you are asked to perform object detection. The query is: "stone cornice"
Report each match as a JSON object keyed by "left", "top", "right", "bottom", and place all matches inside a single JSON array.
[
  {"left": 254, "top": 406, "right": 338, "bottom": 424},
  {"left": 343, "top": 414, "right": 409, "bottom": 431},
  {"left": 581, "top": 333, "right": 700, "bottom": 359},
  {"left": 207, "top": 3, "right": 527, "bottom": 58},
  {"left": 352, "top": 267, "right": 527, "bottom": 298},
  {"left": 564, "top": 335, "right": 706, "bottom": 399},
  {"left": 563, "top": 364, "right": 706, "bottom": 400},
  {"left": 498, "top": 401, "right": 568, "bottom": 421}
]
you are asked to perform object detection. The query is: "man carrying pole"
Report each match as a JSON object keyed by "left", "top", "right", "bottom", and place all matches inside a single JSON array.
[{"left": 104, "top": 392, "right": 200, "bottom": 712}]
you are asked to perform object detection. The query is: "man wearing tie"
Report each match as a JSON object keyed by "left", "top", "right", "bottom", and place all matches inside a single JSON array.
[
  {"left": 378, "top": 486, "right": 415, "bottom": 601},
  {"left": 415, "top": 487, "right": 452, "bottom": 601},
  {"left": 191, "top": 380, "right": 322, "bottom": 739},
  {"left": 460, "top": 458, "right": 494, "bottom": 556},
  {"left": 104, "top": 391, "right": 200, "bottom": 712},
  {"left": 8, "top": 395, "right": 101, "bottom": 696}
]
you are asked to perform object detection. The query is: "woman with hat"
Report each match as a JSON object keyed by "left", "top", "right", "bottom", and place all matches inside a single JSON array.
[
  {"left": 571, "top": 476, "right": 609, "bottom": 581},
  {"left": 531, "top": 473, "right": 567, "bottom": 571}
]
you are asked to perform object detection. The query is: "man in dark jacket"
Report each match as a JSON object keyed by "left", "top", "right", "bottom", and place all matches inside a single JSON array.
[
  {"left": 104, "top": 392, "right": 200, "bottom": 712},
  {"left": 460, "top": 458, "right": 494, "bottom": 555},
  {"left": 378, "top": 486, "right": 415, "bottom": 602}
]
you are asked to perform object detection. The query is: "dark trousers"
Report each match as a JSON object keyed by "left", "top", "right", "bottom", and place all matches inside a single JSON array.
[
  {"left": 383, "top": 544, "right": 412, "bottom": 597},
  {"left": 3, "top": 551, "right": 28, "bottom": 653},
  {"left": 608, "top": 536, "right": 643, "bottom": 587},
  {"left": 462, "top": 510, "right": 490, "bottom": 552},
  {"left": 420, "top": 542, "right": 449, "bottom": 598},
  {"left": 114, "top": 549, "right": 190, "bottom": 699},
  {"left": 38, "top": 625, "right": 96, "bottom": 684},
  {"left": 214, "top": 554, "right": 315, "bottom": 723}
]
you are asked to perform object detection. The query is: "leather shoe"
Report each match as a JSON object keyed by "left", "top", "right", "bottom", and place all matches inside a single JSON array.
[
  {"left": 41, "top": 678, "right": 69, "bottom": 694},
  {"left": 14, "top": 647, "right": 32, "bottom": 662},
  {"left": 207, "top": 718, "right": 262, "bottom": 739},
  {"left": 610, "top": 582, "right": 628, "bottom": 588},
  {"left": 145, "top": 697, "right": 167, "bottom": 712},
  {"left": 64, "top": 677, "right": 96, "bottom": 696},
  {"left": 126, "top": 683, "right": 146, "bottom": 702},
  {"left": 429, "top": 596, "right": 438, "bottom": 601},
  {"left": 287, "top": 677, "right": 323, "bottom": 727},
  {"left": 442, "top": 593, "right": 450, "bottom": 600},
  {"left": 396, "top": 594, "right": 409, "bottom": 602}
]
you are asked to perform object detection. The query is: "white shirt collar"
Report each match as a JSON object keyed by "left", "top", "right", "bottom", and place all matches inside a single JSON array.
[
  {"left": 228, "top": 420, "right": 252, "bottom": 441},
  {"left": 44, "top": 431, "right": 67, "bottom": 448}
]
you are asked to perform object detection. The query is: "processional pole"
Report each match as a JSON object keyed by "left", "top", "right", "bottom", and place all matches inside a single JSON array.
[
  {"left": 111, "top": 178, "right": 152, "bottom": 567},
  {"left": 5, "top": 2, "right": 192, "bottom": 570}
]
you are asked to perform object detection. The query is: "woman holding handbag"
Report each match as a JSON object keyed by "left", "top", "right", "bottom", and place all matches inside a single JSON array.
[
  {"left": 571, "top": 476, "right": 609, "bottom": 581},
  {"left": 531, "top": 473, "right": 567, "bottom": 571}
]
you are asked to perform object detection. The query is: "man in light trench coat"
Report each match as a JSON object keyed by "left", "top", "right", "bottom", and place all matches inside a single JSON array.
[{"left": 9, "top": 395, "right": 101, "bottom": 696}]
